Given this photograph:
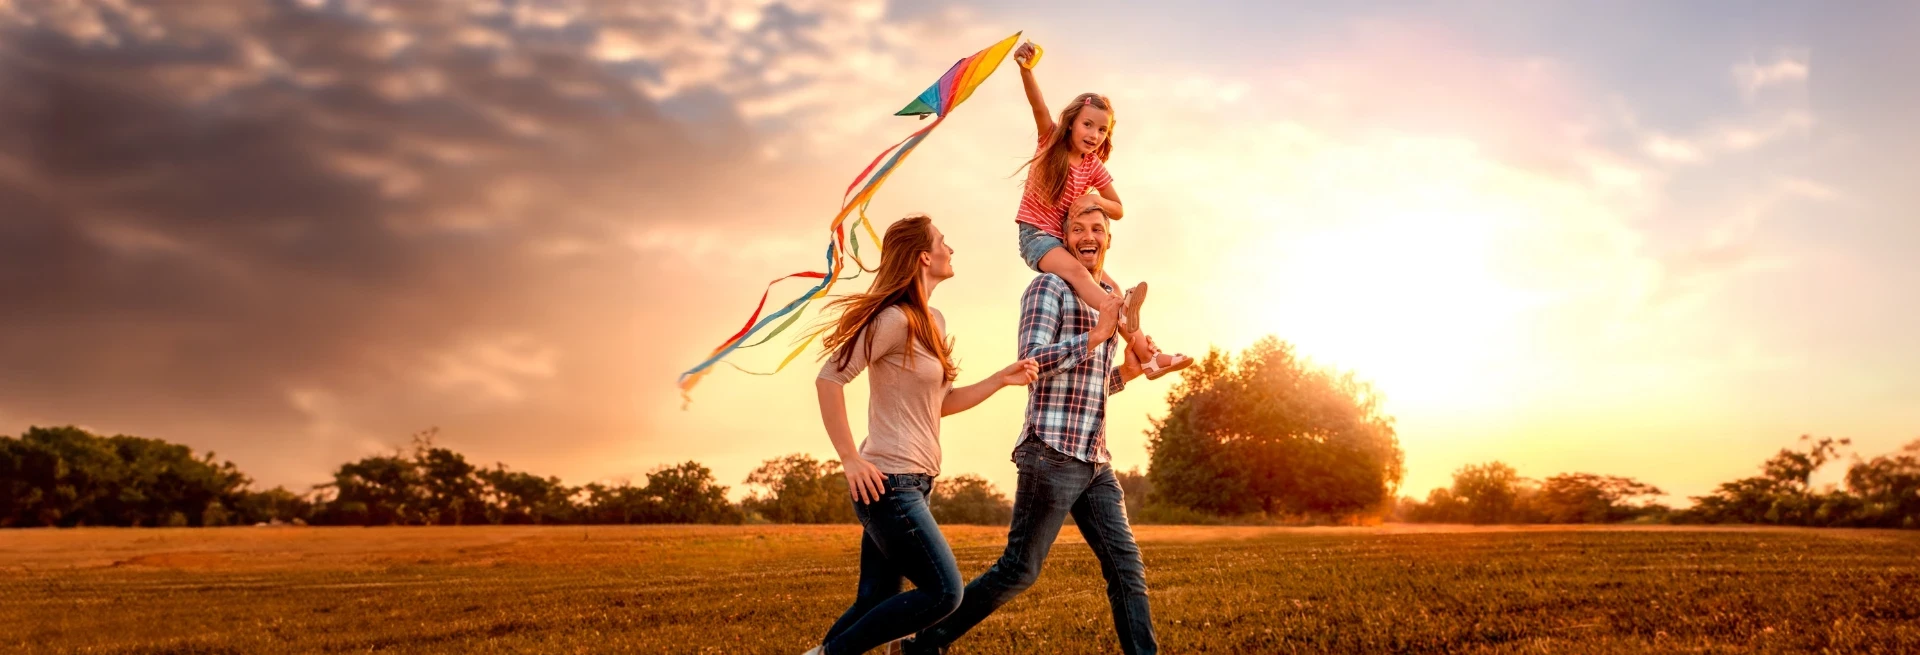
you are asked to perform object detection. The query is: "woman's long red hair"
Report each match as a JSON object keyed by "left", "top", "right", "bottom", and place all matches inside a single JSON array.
[{"left": 817, "top": 215, "right": 957, "bottom": 382}]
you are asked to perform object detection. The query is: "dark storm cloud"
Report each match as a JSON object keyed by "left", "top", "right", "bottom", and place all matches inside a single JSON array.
[{"left": 0, "top": 0, "right": 756, "bottom": 445}]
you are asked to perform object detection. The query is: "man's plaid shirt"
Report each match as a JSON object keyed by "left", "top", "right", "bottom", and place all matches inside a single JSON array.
[{"left": 1017, "top": 274, "right": 1128, "bottom": 464}]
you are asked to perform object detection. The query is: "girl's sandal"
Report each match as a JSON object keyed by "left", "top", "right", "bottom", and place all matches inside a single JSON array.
[
  {"left": 1123, "top": 282, "right": 1148, "bottom": 335},
  {"left": 1141, "top": 351, "right": 1193, "bottom": 381}
]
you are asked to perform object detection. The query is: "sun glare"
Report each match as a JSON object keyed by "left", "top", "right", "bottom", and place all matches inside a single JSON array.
[{"left": 1292, "top": 213, "right": 1521, "bottom": 402}]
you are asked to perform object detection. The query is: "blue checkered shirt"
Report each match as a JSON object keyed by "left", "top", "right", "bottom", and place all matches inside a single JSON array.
[{"left": 1017, "top": 274, "right": 1129, "bottom": 463}]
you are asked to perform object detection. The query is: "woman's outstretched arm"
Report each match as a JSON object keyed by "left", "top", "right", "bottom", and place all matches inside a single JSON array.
[{"left": 941, "top": 359, "right": 1038, "bottom": 416}]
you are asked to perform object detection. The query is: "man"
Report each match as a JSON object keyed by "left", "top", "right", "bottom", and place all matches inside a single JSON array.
[{"left": 906, "top": 205, "right": 1158, "bottom": 655}]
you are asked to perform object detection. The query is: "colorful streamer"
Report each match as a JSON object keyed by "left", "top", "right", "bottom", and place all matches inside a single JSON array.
[{"left": 677, "top": 32, "right": 1026, "bottom": 405}]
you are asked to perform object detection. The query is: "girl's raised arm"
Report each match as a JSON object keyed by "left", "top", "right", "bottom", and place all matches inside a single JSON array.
[{"left": 1014, "top": 43, "right": 1053, "bottom": 138}]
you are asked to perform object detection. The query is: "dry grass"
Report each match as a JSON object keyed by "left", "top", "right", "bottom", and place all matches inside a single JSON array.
[{"left": 5, "top": 524, "right": 1918, "bottom": 654}]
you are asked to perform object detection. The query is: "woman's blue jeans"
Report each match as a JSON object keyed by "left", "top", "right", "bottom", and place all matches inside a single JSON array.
[{"left": 820, "top": 473, "right": 963, "bottom": 655}]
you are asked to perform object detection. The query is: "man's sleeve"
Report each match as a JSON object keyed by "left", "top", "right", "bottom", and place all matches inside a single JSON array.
[
  {"left": 1106, "top": 365, "right": 1128, "bottom": 396},
  {"left": 1018, "top": 276, "right": 1091, "bottom": 379}
]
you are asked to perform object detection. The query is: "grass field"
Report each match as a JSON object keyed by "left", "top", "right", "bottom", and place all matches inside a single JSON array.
[{"left": 5, "top": 524, "right": 1919, "bottom": 654}]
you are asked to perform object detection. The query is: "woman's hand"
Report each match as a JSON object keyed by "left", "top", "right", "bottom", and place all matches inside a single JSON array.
[
  {"left": 1014, "top": 42, "right": 1037, "bottom": 68},
  {"left": 997, "top": 359, "right": 1040, "bottom": 387},
  {"left": 842, "top": 454, "right": 887, "bottom": 505}
]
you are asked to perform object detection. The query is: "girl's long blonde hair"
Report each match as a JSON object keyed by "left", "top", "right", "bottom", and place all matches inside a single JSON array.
[
  {"left": 1018, "top": 93, "right": 1115, "bottom": 204},
  {"left": 817, "top": 215, "right": 957, "bottom": 382}
]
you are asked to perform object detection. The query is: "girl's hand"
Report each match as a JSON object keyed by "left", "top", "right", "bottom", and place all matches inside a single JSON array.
[
  {"left": 842, "top": 454, "right": 887, "bottom": 505},
  {"left": 1069, "top": 193, "right": 1101, "bottom": 218},
  {"left": 997, "top": 359, "right": 1040, "bottom": 387},
  {"left": 1014, "top": 42, "right": 1037, "bottom": 68}
]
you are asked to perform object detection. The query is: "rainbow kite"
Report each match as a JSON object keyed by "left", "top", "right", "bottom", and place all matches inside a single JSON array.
[{"left": 676, "top": 32, "right": 1026, "bottom": 405}]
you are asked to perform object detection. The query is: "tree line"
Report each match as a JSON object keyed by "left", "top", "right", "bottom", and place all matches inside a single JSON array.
[
  {"left": 0, "top": 426, "right": 1018, "bottom": 528},
  {"left": 0, "top": 337, "right": 1401, "bottom": 529},
  {"left": 5, "top": 337, "right": 1910, "bottom": 529},
  {"left": 1397, "top": 435, "right": 1920, "bottom": 528}
]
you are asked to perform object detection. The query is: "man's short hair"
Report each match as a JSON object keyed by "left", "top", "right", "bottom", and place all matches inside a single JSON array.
[{"left": 1076, "top": 205, "right": 1109, "bottom": 219}]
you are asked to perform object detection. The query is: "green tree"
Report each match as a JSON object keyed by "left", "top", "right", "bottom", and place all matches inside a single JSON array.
[
  {"left": 930, "top": 474, "right": 1012, "bottom": 525},
  {"left": 1147, "top": 338, "right": 1403, "bottom": 520},
  {"left": 476, "top": 465, "right": 575, "bottom": 524},
  {"left": 1535, "top": 473, "right": 1666, "bottom": 524},
  {"left": 321, "top": 453, "right": 424, "bottom": 526},
  {"left": 1115, "top": 467, "right": 1152, "bottom": 521},
  {"left": 579, "top": 481, "right": 654, "bottom": 524},
  {"left": 0, "top": 426, "right": 247, "bottom": 527},
  {"left": 1404, "top": 487, "right": 1468, "bottom": 523},
  {"left": 112, "top": 436, "right": 250, "bottom": 527},
  {"left": 1402, "top": 462, "right": 1578, "bottom": 524},
  {"left": 1451, "top": 462, "right": 1524, "bottom": 524},
  {"left": 642, "top": 461, "right": 742, "bottom": 524},
  {"left": 1844, "top": 438, "right": 1920, "bottom": 528},
  {"left": 411, "top": 429, "right": 486, "bottom": 525},
  {"left": 1687, "top": 435, "right": 1851, "bottom": 525},
  {"left": 235, "top": 487, "right": 314, "bottom": 525},
  {"left": 0, "top": 435, "right": 58, "bottom": 526},
  {"left": 3, "top": 426, "right": 126, "bottom": 526},
  {"left": 741, "top": 454, "right": 856, "bottom": 524}
]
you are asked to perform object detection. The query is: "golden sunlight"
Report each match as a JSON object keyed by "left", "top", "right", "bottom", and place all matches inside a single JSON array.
[
  {"left": 1263, "top": 207, "right": 1533, "bottom": 409},
  {"left": 1169, "top": 133, "right": 1627, "bottom": 419}
]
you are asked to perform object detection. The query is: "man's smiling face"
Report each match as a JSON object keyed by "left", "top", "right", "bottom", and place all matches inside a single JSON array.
[{"left": 1065, "top": 205, "right": 1110, "bottom": 272}]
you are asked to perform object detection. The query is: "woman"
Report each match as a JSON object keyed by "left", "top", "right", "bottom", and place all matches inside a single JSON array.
[{"left": 805, "top": 214, "right": 1038, "bottom": 655}]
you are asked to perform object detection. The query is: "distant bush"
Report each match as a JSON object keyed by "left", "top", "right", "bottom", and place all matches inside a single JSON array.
[
  {"left": 929, "top": 474, "right": 1012, "bottom": 525},
  {"left": 0, "top": 426, "right": 249, "bottom": 527},
  {"left": 739, "top": 454, "right": 856, "bottom": 524},
  {"left": 1396, "top": 435, "right": 1920, "bottom": 529}
]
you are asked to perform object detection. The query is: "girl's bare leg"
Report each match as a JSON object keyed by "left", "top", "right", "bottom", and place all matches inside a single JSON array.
[
  {"left": 1040, "top": 252, "right": 1179, "bottom": 367},
  {"left": 1038, "top": 247, "right": 1121, "bottom": 309}
]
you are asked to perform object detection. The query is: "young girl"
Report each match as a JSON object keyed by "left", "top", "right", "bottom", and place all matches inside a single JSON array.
[{"left": 1010, "top": 41, "right": 1190, "bottom": 379}]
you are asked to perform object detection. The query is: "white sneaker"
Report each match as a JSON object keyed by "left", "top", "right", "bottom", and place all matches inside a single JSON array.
[{"left": 800, "top": 647, "right": 823, "bottom": 655}]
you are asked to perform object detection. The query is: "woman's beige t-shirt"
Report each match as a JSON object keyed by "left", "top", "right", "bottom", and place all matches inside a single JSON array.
[{"left": 817, "top": 305, "right": 952, "bottom": 476}]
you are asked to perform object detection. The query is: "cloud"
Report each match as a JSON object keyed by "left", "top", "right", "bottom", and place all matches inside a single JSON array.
[
  {"left": 1778, "top": 177, "right": 1839, "bottom": 201},
  {"left": 1619, "top": 50, "right": 1814, "bottom": 168},
  {"left": 1716, "top": 110, "right": 1813, "bottom": 152},
  {"left": 1635, "top": 109, "right": 1812, "bottom": 166},
  {"left": 1643, "top": 134, "right": 1705, "bottom": 164},
  {"left": 0, "top": 0, "right": 976, "bottom": 487},
  {"left": 423, "top": 334, "right": 560, "bottom": 404},
  {"left": 1733, "top": 50, "right": 1810, "bottom": 99}
]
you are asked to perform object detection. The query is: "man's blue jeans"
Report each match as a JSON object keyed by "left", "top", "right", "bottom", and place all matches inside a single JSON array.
[
  {"left": 909, "top": 438, "right": 1157, "bottom": 655},
  {"left": 820, "top": 473, "right": 964, "bottom": 655}
]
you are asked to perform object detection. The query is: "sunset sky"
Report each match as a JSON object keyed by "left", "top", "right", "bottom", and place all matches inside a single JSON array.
[{"left": 2, "top": 0, "right": 1915, "bottom": 504}]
